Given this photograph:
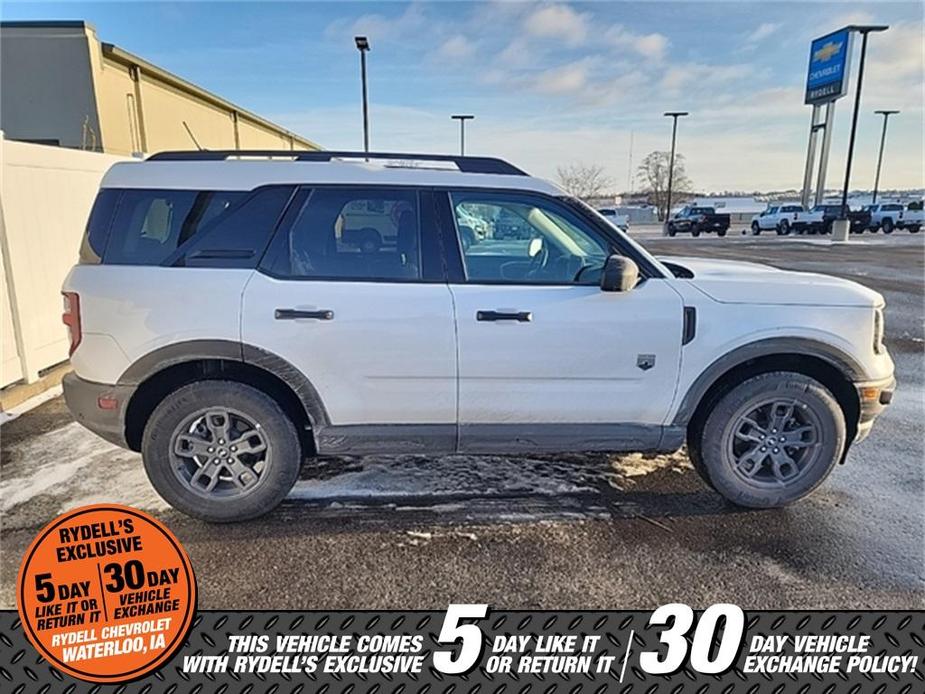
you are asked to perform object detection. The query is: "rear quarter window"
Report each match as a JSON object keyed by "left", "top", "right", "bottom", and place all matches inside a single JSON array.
[
  {"left": 79, "top": 189, "right": 120, "bottom": 264},
  {"left": 101, "top": 188, "right": 292, "bottom": 266}
]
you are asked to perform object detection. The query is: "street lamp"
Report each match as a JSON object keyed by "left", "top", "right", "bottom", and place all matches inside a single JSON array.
[
  {"left": 663, "top": 111, "right": 688, "bottom": 230},
  {"left": 871, "top": 109, "right": 899, "bottom": 205},
  {"left": 354, "top": 35, "right": 371, "bottom": 153},
  {"left": 451, "top": 115, "right": 474, "bottom": 155},
  {"left": 834, "top": 24, "right": 888, "bottom": 239}
]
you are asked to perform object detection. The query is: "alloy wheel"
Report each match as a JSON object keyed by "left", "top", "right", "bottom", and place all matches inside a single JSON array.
[
  {"left": 727, "top": 398, "right": 822, "bottom": 488},
  {"left": 170, "top": 407, "right": 270, "bottom": 498}
]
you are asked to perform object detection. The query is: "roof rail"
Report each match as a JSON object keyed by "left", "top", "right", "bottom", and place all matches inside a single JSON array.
[{"left": 146, "top": 150, "right": 528, "bottom": 176}]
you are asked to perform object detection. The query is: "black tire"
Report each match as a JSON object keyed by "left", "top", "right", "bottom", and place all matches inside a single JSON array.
[
  {"left": 909, "top": 226, "right": 920, "bottom": 233},
  {"left": 142, "top": 381, "right": 302, "bottom": 522},
  {"left": 881, "top": 218, "right": 894, "bottom": 234},
  {"left": 778, "top": 220, "right": 790, "bottom": 235},
  {"left": 695, "top": 372, "right": 845, "bottom": 508},
  {"left": 717, "top": 228, "right": 727, "bottom": 237},
  {"left": 667, "top": 224, "right": 676, "bottom": 237},
  {"left": 691, "top": 227, "right": 701, "bottom": 238},
  {"left": 751, "top": 222, "right": 761, "bottom": 236}
]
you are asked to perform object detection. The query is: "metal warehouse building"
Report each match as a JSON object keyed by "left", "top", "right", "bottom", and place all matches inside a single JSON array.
[{"left": 0, "top": 20, "right": 320, "bottom": 155}]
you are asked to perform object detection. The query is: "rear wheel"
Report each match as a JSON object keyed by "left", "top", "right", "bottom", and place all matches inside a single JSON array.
[
  {"left": 695, "top": 372, "right": 845, "bottom": 508},
  {"left": 881, "top": 218, "right": 894, "bottom": 234},
  {"left": 691, "top": 227, "right": 701, "bottom": 238},
  {"left": 717, "top": 228, "right": 727, "bottom": 237},
  {"left": 142, "top": 381, "right": 302, "bottom": 522},
  {"left": 777, "top": 220, "right": 790, "bottom": 235},
  {"left": 909, "top": 226, "right": 920, "bottom": 233}
]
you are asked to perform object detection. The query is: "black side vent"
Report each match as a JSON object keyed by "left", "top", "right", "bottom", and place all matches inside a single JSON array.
[{"left": 682, "top": 306, "right": 697, "bottom": 345}]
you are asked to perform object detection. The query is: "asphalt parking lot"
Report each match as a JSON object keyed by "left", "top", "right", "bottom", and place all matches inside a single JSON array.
[{"left": 1, "top": 232, "right": 922, "bottom": 611}]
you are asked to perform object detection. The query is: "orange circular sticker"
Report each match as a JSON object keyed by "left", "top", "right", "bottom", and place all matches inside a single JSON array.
[{"left": 16, "top": 504, "right": 196, "bottom": 683}]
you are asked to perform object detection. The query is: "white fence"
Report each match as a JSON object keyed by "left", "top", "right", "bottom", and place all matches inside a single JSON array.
[{"left": 0, "top": 134, "right": 128, "bottom": 388}]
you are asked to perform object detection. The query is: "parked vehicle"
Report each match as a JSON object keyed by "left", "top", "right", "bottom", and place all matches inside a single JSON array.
[
  {"left": 751, "top": 204, "right": 804, "bottom": 236},
  {"left": 666, "top": 206, "right": 731, "bottom": 237},
  {"left": 895, "top": 203, "right": 922, "bottom": 233},
  {"left": 597, "top": 207, "right": 630, "bottom": 231},
  {"left": 792, "top": 204, "right": 871, "bottom": 235},
  {"left": 63, "top": 150, "right": 894, "bottom": 521},
  {"left": 864, "top": 203, "right": 905, "bottom": 233}
]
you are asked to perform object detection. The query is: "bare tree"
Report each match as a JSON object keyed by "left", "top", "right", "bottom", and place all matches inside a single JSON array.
[
  {"left": 556, "top": 163, "right": 614, "bottom": 201},
  {"left": 636, "top": 151, "right": 693, "bottom": 221}
]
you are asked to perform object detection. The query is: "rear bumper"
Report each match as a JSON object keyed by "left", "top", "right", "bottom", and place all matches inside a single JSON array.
[
  {"left": 62, "top": 372, "right": 134, "bottom": 449},
  {"left": 853, "top": 375, "right": 896, "bottom": 443}
]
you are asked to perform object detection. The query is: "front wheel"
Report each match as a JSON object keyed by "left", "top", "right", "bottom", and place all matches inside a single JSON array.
[
  {"left": 694, "top": 372, "right": 845, "bottom": 508},
  {"left": 751, "top": 222, "right": 761, "bottom": 236},
  {"left": 142, "top": 381, "right": 302, "bottom": 522},
  {"left": 667, "top": 224, "right": 676, "bottom": 237}
]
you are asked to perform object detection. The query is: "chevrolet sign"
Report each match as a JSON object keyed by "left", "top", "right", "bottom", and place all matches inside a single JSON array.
[{"left": 805, "top": 28, "right": 853, "bottom": 104}]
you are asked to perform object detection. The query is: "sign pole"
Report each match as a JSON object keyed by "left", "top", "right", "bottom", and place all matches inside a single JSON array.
[
  {"left": 814, "top": 101, "right": 836, "bottom": 206},
  {"left": 801, "top": 105, "right": 821, "bottom": 210}
]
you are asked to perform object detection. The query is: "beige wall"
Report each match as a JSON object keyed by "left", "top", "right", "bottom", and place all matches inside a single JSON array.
[
  {"left": 0, "top": 135, "right": 129, "bottom": 387},
  {"left": 1, "top": 22, "right": 319, "bottom": 157},
  {"left": 91, "top": 50, "right": 143, "bottom": 155},
  {"left": 130, "top": 71, "right": 238, "bottom": 152}
]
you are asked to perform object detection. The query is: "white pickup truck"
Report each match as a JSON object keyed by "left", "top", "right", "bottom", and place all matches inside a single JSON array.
[
  {"left": 865, "top": 203, "right": 922, "bottom": 234},
  {"left": 751, "top": 204, "right": 804, "bottom": 235},
  {"left": 865, "top": 203, "right": 905, "bottom": 234},
  {"left": 897, "top": 205, "right": 923, "bottom": 233}
]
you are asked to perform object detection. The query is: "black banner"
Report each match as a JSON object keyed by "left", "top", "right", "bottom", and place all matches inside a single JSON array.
[{"left": 2, "top": 609, "right": 923, "bottom": 691}]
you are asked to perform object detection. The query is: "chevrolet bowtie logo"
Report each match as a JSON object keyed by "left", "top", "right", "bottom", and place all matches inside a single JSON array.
[{"left": 814, "top": 41, "right": 843, "bottom": 62}]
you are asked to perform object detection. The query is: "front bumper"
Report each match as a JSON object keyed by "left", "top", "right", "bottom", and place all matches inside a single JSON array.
[
  {"left": 62, "top": 372, "right": 134, "bottom": 449},
  {"left": 853, "top": 375, "right": 896, "bottom": 443}
]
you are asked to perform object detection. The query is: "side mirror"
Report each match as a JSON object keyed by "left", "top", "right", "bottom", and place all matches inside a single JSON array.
[{"left": 600, "top": 255, "right": 639, "bottom": 292}]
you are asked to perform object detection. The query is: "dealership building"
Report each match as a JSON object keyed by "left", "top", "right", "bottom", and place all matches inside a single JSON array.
[{"left": 0, "top": 20, "right": 320, "bottom": 155}]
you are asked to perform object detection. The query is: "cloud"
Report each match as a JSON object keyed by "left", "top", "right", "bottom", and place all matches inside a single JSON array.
[
  {"left": 533, "top": 60, "right": 593, "bottom": 95},
  {"left": 606, "top": 25, "right": 669, "bottom": 59},
  {"left": 324, "top": 4, "right": 428, "bottom": 42},
  {"left": 438, "top": 35, "right": 475, "bottom": 60},
  {"left": 745, "top": 22, "right": 782, "bottom": 43},
  {"left": 523, "top": 4, "right": 589, "bottom": 46},
  {"left": 660, "top": 62, "right": 755, "bottom": 91}
]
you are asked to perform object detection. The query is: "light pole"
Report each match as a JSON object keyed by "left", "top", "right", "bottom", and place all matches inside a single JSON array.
[
  {"left": 871, "top": 109, "right": 899, "bottom": 205},
  {"left": 663, "top": 111, "right": 688, "bottom": 231},
  {"left": 833, "top": 24, "right": 888, "bottom": 240},
  {"left": 451, "top": 114, "right": 474, "bottom": 155},
  {"left": 354, "top": 36, "right": 370, "bottom": 153}
]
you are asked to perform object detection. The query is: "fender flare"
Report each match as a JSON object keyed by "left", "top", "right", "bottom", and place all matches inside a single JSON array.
[
  {"left": 119, "top": 339, "right": 330, "bottom": 429},
  {"left": 671, "top": 337, "right": 865, "bottom": 426}
]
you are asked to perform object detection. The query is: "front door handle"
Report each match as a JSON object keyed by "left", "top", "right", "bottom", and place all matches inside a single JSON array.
[
  {"left": 476, "top": 310, "right": 532, "bottom": 322},
  {"left": 275, "top": 308, "right": 334, "bottom": 320}
]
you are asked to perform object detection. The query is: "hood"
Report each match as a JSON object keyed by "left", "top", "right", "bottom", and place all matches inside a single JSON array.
[{"left": 658, "top": 256, "right": 883, "bottom": 308}]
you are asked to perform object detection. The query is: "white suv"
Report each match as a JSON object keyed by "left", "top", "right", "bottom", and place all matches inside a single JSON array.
[{"left": 62, "top": 151, "right": 895, "bottom": 522}]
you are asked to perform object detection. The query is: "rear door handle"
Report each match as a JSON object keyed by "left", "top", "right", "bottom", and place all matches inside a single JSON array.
[
  {"left": 275, "top": 308, "right": 334, "bottom": 320},
  {"left": 476, "top": 310, "right": 532, "bottom": 322}
]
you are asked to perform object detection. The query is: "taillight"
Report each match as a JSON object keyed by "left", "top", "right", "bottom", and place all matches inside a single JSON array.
[{"left": 62, "top": 292, "right": 82, "bottom": 355}]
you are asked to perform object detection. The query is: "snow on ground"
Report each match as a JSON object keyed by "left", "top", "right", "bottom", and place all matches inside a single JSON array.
[{"left": 1, "top": 414, "right": 690, "bottom": 529}]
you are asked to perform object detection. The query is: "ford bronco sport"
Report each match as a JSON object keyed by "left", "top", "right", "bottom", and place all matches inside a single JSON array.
[{"left": 62, "top": 151, "right": 895, "bottom": 522}]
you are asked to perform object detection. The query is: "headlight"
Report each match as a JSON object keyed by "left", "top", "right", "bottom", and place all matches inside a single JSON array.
[{"left": 873, "top": 308, "right": 885, "bottom": 354}]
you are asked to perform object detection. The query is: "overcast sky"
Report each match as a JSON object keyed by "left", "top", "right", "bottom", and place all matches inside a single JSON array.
[{"left": 6, "top": 1, "right": 924, "bottom": 192}]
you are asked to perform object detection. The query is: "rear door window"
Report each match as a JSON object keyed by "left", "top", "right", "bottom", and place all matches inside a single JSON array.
[{"left": 268, "top": 187, "right": 422, "bottom": 281}]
